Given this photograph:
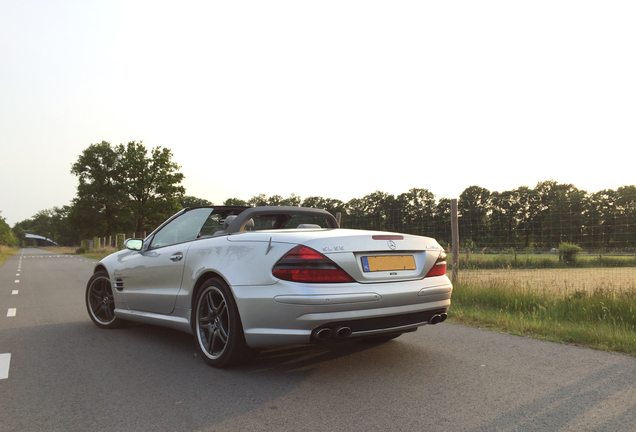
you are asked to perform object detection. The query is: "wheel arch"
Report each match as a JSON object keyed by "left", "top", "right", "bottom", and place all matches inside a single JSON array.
[
  {"left": 93, "top": 264, "right": 108, "bottom": 275},
  {"left": 190, "top": 271, "right": 233, "bottom": 328}
]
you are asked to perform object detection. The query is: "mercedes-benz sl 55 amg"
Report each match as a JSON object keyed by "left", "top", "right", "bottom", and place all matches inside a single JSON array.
[{"left": 85, "top": 206, "right": 452, "bottom": 367}]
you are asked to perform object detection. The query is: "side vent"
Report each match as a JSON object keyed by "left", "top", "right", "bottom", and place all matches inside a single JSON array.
[{"left": 114, "top": 278, "right": 125, "bottom": 291}]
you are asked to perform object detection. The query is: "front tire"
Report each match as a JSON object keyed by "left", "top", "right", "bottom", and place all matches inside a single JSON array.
[
  {"left": 86, "top": 270, "right": 123, "bottom": 329},
  {"left": 194, "top": 278, "right": 257, "bottom": 368}
]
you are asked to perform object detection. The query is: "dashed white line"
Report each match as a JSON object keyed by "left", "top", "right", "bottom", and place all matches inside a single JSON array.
[
  {"left": 0, "top": 354, "right": 10, "bottom": 380},
  {"left": 7, "top": 308, "right": 17, "bottom": 317},
  {"left": 14, "top": 280, "right": 19, "bottom": 284},
  {"left": 12, "top": 290, "right": 18, "bottom": 295}
]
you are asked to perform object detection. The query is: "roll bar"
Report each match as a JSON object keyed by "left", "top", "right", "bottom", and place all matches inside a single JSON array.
[{"left": 226, "top": 206, "right": 339, "bottom": 233}]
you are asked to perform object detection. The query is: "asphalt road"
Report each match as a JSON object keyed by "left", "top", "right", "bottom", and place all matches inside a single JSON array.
[{"left": 1, "top": 248, "right": 635, "bottom": 432}]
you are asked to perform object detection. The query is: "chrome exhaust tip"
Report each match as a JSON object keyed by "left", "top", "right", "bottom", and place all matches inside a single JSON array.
[
  {"left": 315, "top": 328, "right": 333, "bottom": 340},
  {"left": 439, "top": 313, "right": 448, "bottom": 322},
  {"left": 429, "top": 314, "right": 442, "bottom": 325},
  {"left": 336, "top": 326, "right": 352, "bottom": 338}
]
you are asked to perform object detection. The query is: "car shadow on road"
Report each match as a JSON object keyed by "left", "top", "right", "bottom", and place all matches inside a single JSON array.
[{"left": 120, "top": 320, "right": 414, "bottom": 374}]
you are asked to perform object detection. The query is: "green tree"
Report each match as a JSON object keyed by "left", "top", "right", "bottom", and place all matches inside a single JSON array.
[
  {"left": 301, "top": 196, "right": 346, "bottom": 215},
  {"left": 120, "top": 141, "right": 185, "bottom": 232},
  {"left": 585, "top": 189, "right": 617, "bottom": 249},
  {"left": 0, "top": 211, "right": 19, "bottom": 246},
  {"left": 180, "top": 196, "right": 213, "bottom": 208},
  {"left": 534, "top": 181, "right": 587, "bottom": 247},
  {"left": 459, "top": 186, "right": 491, "bottom": 247},
  {"left": 396, "top": 188, "right": 436, "bottom": 236},
  {"left": 345, "top": 191, "right": 396, "bottom": 231},
  {"left": 14, "top": 206, "right": 78, "bottom": 246},
  {"left": 433, "top": 197, "right": 452, "bottom": 245},
  {"left": 70, "top": 141, "right": 127, "bottom": 237},
  {"left": 615, "top": 185, "right": 636, "bottom": 248},
  {"left": 70, "top": 141, "right": 185, "bottom": 237},
  {"left": 224, "top": 197, "right": 249, "bottom": 206},
  {"left": 247, "top": 194, "right": 269, "bottom": 207}
]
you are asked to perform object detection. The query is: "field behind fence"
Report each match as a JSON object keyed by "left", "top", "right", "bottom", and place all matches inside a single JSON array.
[
  {"left": 85, "top": 205, "right": 636, "bottom": 294},
  {"left": 340, "top": 206, "right": 636, "bottom": 294}
]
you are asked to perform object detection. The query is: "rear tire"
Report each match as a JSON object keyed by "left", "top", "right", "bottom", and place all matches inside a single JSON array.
[
  {"left": 86, "top": 270, "right": 123, "bottom": 329},
  {"left": 194, "top": 278, "right": 257, "bottom": 368}
]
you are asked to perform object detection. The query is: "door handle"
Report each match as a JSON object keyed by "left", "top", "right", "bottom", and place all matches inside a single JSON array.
[{"left": 170, "top": 253, "right": 183, "bottom": 262}]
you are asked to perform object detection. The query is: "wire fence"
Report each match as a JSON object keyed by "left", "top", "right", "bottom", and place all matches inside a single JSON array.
[
  {"left": 340, "top": 208, "right": 636, "bottom": 293},
  {"left": 84, "top": 232, "right": 146, "bottom": 251},
  {"left": 86, "top": 208, "right": 636, "bottom": 293}
]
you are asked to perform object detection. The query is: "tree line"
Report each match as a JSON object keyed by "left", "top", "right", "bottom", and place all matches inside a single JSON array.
[{"left": 4, "top": 142, "right": 636, "bottom": 251}]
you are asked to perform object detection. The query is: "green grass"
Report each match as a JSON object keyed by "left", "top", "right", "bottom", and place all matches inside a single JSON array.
[
  {"left": 79, "top": 247, "right": 118, "bottom": 261},
  {"left": 39, "top": 246, "right": 118, "bottom": 261},
  {"left": 0, "top": 245, "right": 20, "bottom": 267},
  {"left": 448, "top": 280, "right": 636, "bottom": 356},
  {"left": 455, "top": 253, "right": 636, "bottom": 270}
]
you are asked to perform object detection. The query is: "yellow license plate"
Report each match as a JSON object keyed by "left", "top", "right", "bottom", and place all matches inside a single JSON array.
[{"left": 362, "top": 255, "right": 416, "bottom": 272}]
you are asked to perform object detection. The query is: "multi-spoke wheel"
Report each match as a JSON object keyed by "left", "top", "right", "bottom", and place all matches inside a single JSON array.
[
  {"left": 86, "top": 270, "right": 122, "bottom": 329},
  {"left": 194, "top": 278, "right": 257, "bottom": 368}
]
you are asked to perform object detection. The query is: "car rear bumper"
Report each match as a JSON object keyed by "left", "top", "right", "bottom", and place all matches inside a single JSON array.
[{"left": 231, "top": 276, "right": 452, "bottom": 348}]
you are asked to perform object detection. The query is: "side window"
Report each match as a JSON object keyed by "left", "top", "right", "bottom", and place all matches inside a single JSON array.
[
  {"left": 150, "top": 208, "right": 213, "bottom": 249},
  {"left": 198, "top": 213, "right": 224, "bottom": 237}
]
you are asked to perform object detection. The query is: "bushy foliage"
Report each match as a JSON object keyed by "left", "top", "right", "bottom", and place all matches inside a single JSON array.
[
  {"left": 0, "top": 212, "right": 19, "bottom": 246},
  {"left": 69, "top": 141, "right": 185, "bottom": 238},
  {"left": 559, "top": 242, "right": 583, "bottom": 265}
]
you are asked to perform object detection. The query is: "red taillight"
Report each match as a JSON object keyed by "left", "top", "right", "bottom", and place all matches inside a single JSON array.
[
  {"left": 273, "top": 245, "right": 355, "bottom": 283},
  {"left": 425, "top": 249, "right": 447, "bottom": 277}
]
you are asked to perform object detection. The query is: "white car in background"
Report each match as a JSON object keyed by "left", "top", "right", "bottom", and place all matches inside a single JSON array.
[{"left": 85, "top": 206, "right": 453, "bottom": 367}]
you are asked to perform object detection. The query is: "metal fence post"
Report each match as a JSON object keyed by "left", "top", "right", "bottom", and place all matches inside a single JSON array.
[{"left": 451, "top": 198, "right": 459, "bottom": 283}]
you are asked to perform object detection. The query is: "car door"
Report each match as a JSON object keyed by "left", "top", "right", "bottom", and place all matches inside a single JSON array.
[{"left": 122, "top": 208, "right": 213, "bottom": 314}]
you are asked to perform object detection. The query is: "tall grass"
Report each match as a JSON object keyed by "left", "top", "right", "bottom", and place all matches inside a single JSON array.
[
  {"left": 81, "top": 247, "right": 118, "bottom": 261},
  {"left": 455, "top": 253, "right": 636, "bottom": 270},
  {"left": 0, "top": 245, "right": 20, "bottom": 267},
  {"left": 449, "top": 280, "right": 636, "bottom": 356}
]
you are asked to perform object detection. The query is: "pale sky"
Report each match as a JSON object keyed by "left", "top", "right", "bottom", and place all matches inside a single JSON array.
[{"left": 1, "top": 1, "right": 635, "bottom": 226}]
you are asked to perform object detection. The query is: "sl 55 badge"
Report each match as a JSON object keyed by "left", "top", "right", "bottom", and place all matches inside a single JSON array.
[{"left": 323, "top": 246, "right": 345, "bottom": 252}]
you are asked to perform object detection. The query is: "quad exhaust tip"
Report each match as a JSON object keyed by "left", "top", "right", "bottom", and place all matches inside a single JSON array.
[
  {"left": 315, "top": 328, "right": 333, "bottom": 340},
  {"left": 429, "top": 313, "right": 448, "bottom": 325},
  {"left": 313, "top": 326, "right": 352, "bottom": 341},
  {"left": 336, "top": 326, "right": 352, "bottom": 338}
]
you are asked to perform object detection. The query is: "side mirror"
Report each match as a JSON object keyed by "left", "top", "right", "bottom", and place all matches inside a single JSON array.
[{"left": 124, "top": 238, "right": 144, "bottom": 251}]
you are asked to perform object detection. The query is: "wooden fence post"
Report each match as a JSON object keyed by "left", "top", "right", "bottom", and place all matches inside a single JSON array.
[{"left": 451, "top": 198, "right": 459, "bottom": 284}]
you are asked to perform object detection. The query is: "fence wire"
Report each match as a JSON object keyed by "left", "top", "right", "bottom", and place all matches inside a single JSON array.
[{"left": 341, "top": 208, "right": 636, "bottom": 293}]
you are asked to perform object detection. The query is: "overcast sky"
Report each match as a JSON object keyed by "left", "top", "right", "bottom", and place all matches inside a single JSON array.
[{"left": 1, "top": 1, "right": 635, "bottom": 226}]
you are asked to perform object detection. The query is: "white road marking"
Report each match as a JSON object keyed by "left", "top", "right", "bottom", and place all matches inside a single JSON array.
[
  {"left": 7, "top": 308, "right": 17, "bottom": 317},
  {"left": 14, "top": 280, "right": 19, "bottom": 284},
  {"left": 0, "top": 354, "right": 10, "bottom": 380},
  {"left": 12, "top": 290, "right": 18, "bottom": 295}
]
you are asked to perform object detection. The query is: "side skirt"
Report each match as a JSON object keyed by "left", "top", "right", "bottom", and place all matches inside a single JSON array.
[{"left": 114, "top": 308, "right": 193, "bottom": 335}]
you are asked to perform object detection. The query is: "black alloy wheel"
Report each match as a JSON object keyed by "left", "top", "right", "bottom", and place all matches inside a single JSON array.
[
  {"left": 86, "top": 270, "right": 123, "bottom": 329},
  {"left": 194, "top": 278, "right": 257, "bottom": 368}
]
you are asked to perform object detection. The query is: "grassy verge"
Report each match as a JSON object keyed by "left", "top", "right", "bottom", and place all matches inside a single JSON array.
[
  {"left": 81, "top": 247, "right": 118, "bottom": 261},
  {"left": 448, "top": 280, "right": 636, "bottom": 356},
  {"left": 39, "top": 246, "right": 117, "bottom": 261},
  {"left": 40, "top": 246, "right": 77, "bottom": 255},
  {"left": 455, "top": 253, "right": 636, "bottom": 270},
  {"left": 0, "top": 245, "right": 20, "bottom": 267}
]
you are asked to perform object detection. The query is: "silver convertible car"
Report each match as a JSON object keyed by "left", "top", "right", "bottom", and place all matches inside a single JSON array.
[{"left": 86, "top": 206, "right": 453, "bottom": 367}]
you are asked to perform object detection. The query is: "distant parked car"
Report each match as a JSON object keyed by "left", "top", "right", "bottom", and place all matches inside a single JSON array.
[
  {"left": 85, "top": 206, "right": 453, "bottom": 367},
  {"left": 550, "top": 248, "right": 558, "bottom": 254}
]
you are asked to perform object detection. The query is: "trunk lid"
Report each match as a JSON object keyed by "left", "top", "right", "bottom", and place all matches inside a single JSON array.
[{"left": 228, "top": 228, "right": 445, "bottom": 283}]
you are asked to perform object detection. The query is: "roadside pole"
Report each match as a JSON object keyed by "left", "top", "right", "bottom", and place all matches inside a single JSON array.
[{"left": 451, "top": 198, "right": 459, "bottom": 283}]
